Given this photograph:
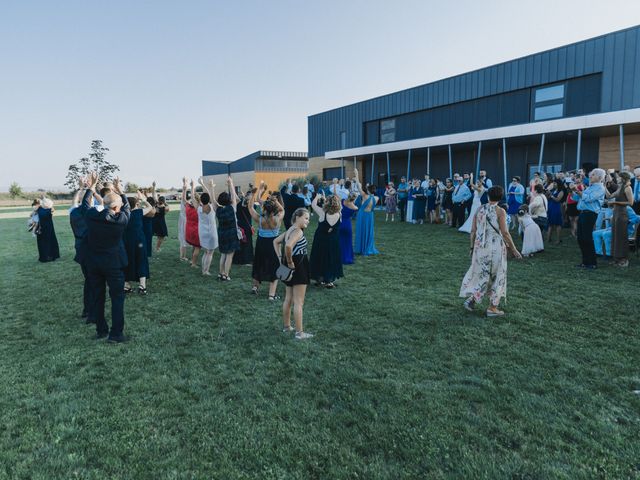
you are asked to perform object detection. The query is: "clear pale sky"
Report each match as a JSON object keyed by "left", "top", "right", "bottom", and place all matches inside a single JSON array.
[{"left": 1, "top": 0, "right": 638, "bottom": 191}]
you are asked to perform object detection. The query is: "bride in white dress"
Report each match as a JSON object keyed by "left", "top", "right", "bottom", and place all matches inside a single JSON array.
[{"left": 459, "top": 180, "right": 485, "bottom": 233}]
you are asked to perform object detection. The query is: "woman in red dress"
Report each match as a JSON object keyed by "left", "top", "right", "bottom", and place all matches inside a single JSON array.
[{"left": 185, "top": 179, "right": 201, "bottom": 267}]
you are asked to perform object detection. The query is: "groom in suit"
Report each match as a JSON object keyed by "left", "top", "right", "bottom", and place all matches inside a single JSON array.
[{"left": 83, "top": 172, "right": 130, "bottom": 342}]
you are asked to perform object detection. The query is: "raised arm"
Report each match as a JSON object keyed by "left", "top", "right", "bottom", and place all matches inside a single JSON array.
[
  {"left": 248, "top": 184, "right": 264, "bottom": 222},
  {"left": 181, "top": 177, "right": 187, "bottom": 205},
  {"left": 138, "top": 191, "right": 153, "bottom": 215},
  {"left": 151, "top": 181, "right": 158, "bottom": 202},
  {"left": 207, "top": 179, "right": 219, "bottom": 210},
  {"left": 190, "top": 179, "right": 199, "bottom": 208},
  {"left": 228, "top": 176, "right": 237, "bottom": 209},
  {"left": 311, "top": 191, "right": 324, "bottom": 217}
]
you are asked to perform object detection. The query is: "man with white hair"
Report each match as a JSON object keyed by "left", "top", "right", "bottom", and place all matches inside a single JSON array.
[
  {"left": 83, "top": 172, "right": 131, "bottom": 342},
  {"left": 573, "top": 168, "right": 606, "bottom": 269},
  {"left": 631, "top": 167, "right": 640, "bottom": 214}
]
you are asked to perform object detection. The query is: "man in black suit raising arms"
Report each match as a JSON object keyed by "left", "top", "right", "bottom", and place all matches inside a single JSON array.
[
  {"left": 280, "top": 178, "right": 306, "bottom": 229},
  {"left": 83, "top": 172, "right": 130, "bottom": 342}
]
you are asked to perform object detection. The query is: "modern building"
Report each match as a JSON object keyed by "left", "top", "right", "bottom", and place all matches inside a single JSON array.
[
  {"left": 202, "top": 150, "right": 308, "bottom": 192},
  {"left": 307, "top": 25, "right": 640, "bottom": 187}
]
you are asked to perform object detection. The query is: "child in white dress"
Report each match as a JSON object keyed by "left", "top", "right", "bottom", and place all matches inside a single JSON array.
[
  {"left": 27, "top": 199, "right": 40, "bottom": 237},
  {"left": 518, "top": 205, "right": 544, "bottom": 256}
]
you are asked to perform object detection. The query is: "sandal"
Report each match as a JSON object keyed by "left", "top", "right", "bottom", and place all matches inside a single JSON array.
[
  {"left": 268, "top": 295, "right": 281, "bottom": 301},
  {"left": 250, "top": 286, "right": 259, "bottom": 295},
  {"left": 282, "top": 325, "right": 294, "bottom": 333},
  {"left": 220, "top": 274, "right": 231, "bottom": 281},
  {"left": 463, "top": 298, "right": 475, "bottom": 311},
  {"left": 486, "top": 308, "right": 504, "bottom": 317},
  {"left": 124, "top": 286, "right": 133, "bottom": 294},
  {"left": 324, "top": 282, "right": 335, "bottom": 289},
  {"left": 138, "top": 286, "right": 147, "bottom": 295}
]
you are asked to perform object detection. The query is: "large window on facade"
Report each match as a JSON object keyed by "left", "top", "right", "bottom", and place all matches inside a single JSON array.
[
  {"left": 323, "top": 167, "right": 343, "bottom": 181},
  {"left": 532, "top": 83, "right": 565, "bottom": 121},
  {"left": 339, "top": 131, "right": 346, "bottom": 149},
  {"left": 380, "top": 118, "right": 396, "bottom": 143}
]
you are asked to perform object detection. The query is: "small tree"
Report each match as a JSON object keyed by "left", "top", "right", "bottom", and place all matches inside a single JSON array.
[
  {"left": 9, "top": 182, "right": 22, "bottom": 199},
  {"left": 65, "top": 140, "right": 120, "bottom": 191},
  {"left": 125, "top": 182, "right": 139, "bottom": 193}
]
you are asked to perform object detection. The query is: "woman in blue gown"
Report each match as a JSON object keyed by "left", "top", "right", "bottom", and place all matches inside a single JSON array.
[
  {"left": 354, "top": 184, "right": 379, "bottom": 256},
  {"left": 36, "top": 199, "right": 60, "bottom": 262},
  {"left": 123, "top": 194, "right": 151, "bottom": 294},
  {"left": 339, "top": 194, "right": 358, "bottom": 264}
]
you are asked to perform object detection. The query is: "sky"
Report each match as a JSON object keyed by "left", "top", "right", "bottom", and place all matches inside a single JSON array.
[{"left": 1, "top": 0, "right": 639, "bottom": 191}]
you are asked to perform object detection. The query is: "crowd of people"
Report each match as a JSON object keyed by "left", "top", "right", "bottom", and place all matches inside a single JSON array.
[{"left": 28, "top": 163, "right": 640, "bottom": 338}]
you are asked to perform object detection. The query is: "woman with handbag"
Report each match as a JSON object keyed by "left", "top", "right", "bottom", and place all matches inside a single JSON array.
[
  {"left": 273, "top": 208, "right": 312, "bottom": 340},
  {"left": 460, "top": 186, "right": 522, "bottom": 317}
]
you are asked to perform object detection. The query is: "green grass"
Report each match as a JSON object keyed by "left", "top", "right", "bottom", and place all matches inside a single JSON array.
[{"left": 0, "top": 210, "right": 638, "bottom": 479}]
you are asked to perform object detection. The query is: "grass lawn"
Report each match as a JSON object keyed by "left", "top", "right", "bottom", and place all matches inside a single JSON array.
[{"left": 0, "top": 209, "right": 638, "bottom": 479}]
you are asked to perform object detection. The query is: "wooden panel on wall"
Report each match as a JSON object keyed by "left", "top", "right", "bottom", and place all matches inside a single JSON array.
[{"left": 598, "top": 133, "right": 640, "bottom": 170}]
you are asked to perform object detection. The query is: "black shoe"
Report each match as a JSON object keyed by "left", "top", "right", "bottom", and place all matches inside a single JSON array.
[
  {"left": 81, "top": 311, "right": 88, "bottom": 319},
  {"left": 85, "top": 318, "right": 97, "bottom": 325},
  {"left": 583, "top": 264, "right": 597, "bottom": 270},
  {"left": 96, "top": 332, "right": 108, "bottom": 340},
  {"left": 107, "top": 335, "right": 129, "bottom": 343}
]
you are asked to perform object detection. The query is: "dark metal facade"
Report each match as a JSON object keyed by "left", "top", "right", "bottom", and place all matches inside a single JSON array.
[{"left": 308, "top": 25, "right": 640, "bottom": 157}]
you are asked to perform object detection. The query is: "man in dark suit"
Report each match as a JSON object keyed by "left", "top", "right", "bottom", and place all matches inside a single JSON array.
[
  {"left": 280, "top": 179, "right": 306, "bottom": 229},
  {"left": 632, "top": 167, "right": 640, "bottom": 214},
  {"left": 69, "top": 177, "right": 93, "bottom": 323},
  {"left": 83, "top": 173, "right": 130, "bottom": 342}
]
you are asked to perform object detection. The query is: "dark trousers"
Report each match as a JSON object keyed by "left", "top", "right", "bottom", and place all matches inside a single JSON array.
[
  {"left": 80, "top": 262, "right": 95, "bottom": 320},
  {"left": 577, "top": 211, "right": 598, "bottom": 266},
  {"left": 452, "top": 203, "right": 466, "bottom": 228},
  {"left": 398, "top": 198, "right": 407, "bottom": 221},
  {"left": 88, "top": 264, "right": 125, "bottom": 337}
]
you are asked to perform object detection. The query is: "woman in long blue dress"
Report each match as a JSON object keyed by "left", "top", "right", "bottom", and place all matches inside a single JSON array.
[
  {"left": 354, "top": 185, "right": 379, "bottom": 256},
  {"left": 546, "top": 182, "right": 565, "bottom": 245},
  {"left": 506, "top": 177, "right": 524, "bottom": 229},
  {"left": 411, "top": 181, "right": 426, "bottom": 224},
  {"left": 36, "top": 199, "right": 60, "bottom": 262},
  {"left": 123, "top": 194, "right": 151, "bottom": 294},
  {"left": 426, "top": 179, "right": 438, "bottom": 223},
  {"left": 339, "top": 194, "right": 358, "bottom": 264}
]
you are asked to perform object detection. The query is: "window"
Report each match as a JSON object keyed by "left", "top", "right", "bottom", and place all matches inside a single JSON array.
[
  {"left": 528, "top": 163, "right": 563, "bottom": 181},
  {"left": 339, "top": 131, "right": 346, "bottom": 149},
  {"left": 323, "top": 167, "right": 343, "bottom": 181},
  {"left": 380, "top": 118, "right": 396, "bottom": 143},
  {"left": 534, "top": 103, "right": 564, "bottom": 121},
  {"left": 532, "top": 83, "right": 565, "bottom": 122}
]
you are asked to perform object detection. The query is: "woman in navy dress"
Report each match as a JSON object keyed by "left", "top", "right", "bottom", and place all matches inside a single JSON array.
[
  {"left": 354, "top": 184, "right": 380, "bottom": 256},
  {"left": 309, "top": 193, "right": 343, "bottom": 288},
  {"left": 233, "top": 190, "right": 254, "bottom": 265},
  {"left": 546, "top": 181, "right": 565, "bottom": 245},
  {"left": 212, "top": 176, "right": 240, "bottom": 281},
  {"left": 123, "top": 193, "right": 151, "bottom": 294},
  {"left": 411, "top": 181, "right": 426, "bottom": 224},
  {"left": 339, "top": 194, "right": 358, "bottom": 265},
  {"left": 426, "top": 179, "right": 438, "bottom": 223},
  {"left": 36, "top": 198, "right": 60, "bottom": 262},
  {"left": 152, "top": 195, "right": 170, "bottom": 252}
]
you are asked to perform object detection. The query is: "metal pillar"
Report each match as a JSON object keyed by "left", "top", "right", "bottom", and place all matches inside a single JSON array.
[
  {"left": 407, "top": 149, "right": 412, "bottom": 180},
  {"left": 476, "top": 141, "right": 482, "bottom": 178},
  {"left": 371, "top": 154, "right": 375, "bottom": 185},
  {"left": 576, "top": 129, "right": 582, "bottom": 171},
  {"left": 386, "top": 152, "right": 390, "bottom": 183},
  {"left": 341, "top": 158, "right": 345, "bottom": 179},
  {"left": 426, "top": 147, "right": 431, "bottom": 176},
  {"left": 448, "top": 145, "right": 453, "bottom": 179},
  {"left": 537, "top": 133, "right": 545, "bottom": 173},
  {"left": 619, "top": 125, "right": 625, "bottom": 171},
  {"left": 502, "top": 138, "right": 508, "bottom": 187}
]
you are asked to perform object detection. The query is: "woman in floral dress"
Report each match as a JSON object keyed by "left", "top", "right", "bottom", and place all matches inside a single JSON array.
[{"left": 460, "top": 186, "right": 521, "bottom": 317}]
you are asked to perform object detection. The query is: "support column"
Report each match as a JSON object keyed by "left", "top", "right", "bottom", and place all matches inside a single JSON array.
[
  {"left": 476, "top": 141, "right": 482, "bottom": 178},
  {"left": 537, "top": 133, "right": 546, "bottom": 173},
  {"left": 426, "top": 147, "right": 431, "bottom": 176},
  {"left": 341, "top": 158, "right": 345, "bottom": 179},
  {"left": 386, "top": 152, "right": 391, "bottom": 183},
  {"left": 576, "top": 129, "right": 582, "bottom": 171},
  {"left": 448, "top": 145, "right": 453, "bottom": 179},
  {"left": 619, "top": 124, "right": 625, "bottom": 171},
  {"left": 371, "top": 154, "right": 375, "bottom": 185},
  {"left": 502, "top": 138, "right": 508, "bottom": 187},
  {"left": 407, "top": 149, "right": 412, "bottom": 180}
]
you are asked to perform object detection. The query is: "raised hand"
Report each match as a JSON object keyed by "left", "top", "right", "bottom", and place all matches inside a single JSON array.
[{"left": 152, "top": 181, "right": 156, "bottom": 189}]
